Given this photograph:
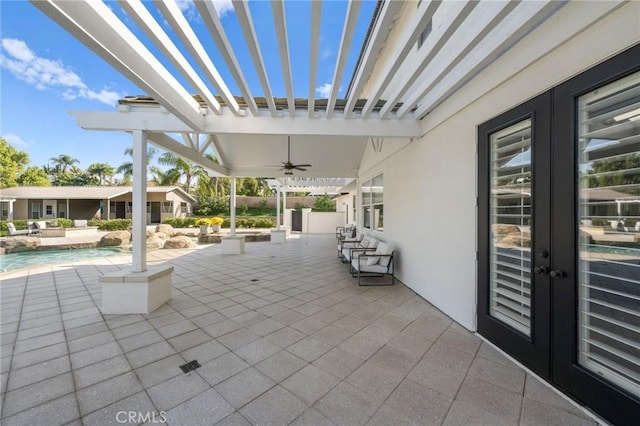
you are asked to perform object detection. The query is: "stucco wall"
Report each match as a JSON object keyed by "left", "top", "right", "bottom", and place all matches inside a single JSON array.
[{"left": 359, "top": 1, "right": 640, "bottom": 331}]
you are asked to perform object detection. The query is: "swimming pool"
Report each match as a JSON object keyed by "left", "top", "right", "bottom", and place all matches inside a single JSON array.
[{"left": 0, "top": 247, "right": 131, "bottom": 273}]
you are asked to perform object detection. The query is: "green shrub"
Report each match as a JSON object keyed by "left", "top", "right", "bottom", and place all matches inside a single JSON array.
[
  {"left": 590, "top": 219, "right": 607, "bottom": 226},
  {"left": 294, "top": 203, "right": 308, "bottom": 210},
  {"left": 55, "top": 218, "right": 73, "bottom": 228},
  {"left": 313, "top": 195, "right": 334, "bottom": 212},
  {"left": 0, "top": 220, "right": 31, "bottom": 236},
  {"left": 88, "top": 219, "right": 131, "bottom": 231},
  {"left": 163, "top": 217, "right": 197, "bottom": 227},
  {"left": 217, "top": 216, "right": 276, "bottom": 229}
]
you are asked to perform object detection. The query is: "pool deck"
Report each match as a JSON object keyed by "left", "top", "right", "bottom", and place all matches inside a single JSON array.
[{"left": 0, "top": 234, "right": 601, "bottom": 425}]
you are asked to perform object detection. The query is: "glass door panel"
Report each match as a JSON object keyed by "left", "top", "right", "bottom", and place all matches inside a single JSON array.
[
  {"left": 577, "top": 71, "right": 640, "bottom": 398},
  {"left": 490, "top": 119, "right": 533, "bottom": 336}
]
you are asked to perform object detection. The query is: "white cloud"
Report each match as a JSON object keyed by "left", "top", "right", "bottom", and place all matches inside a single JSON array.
[
  {"left": 176, "top": 0, "right": 234, "bottom": 18},
  {"left": 316, "top": 83, "right": 332, "bottom": 98},
  {"left": 0, "top": 38, "right": 121, "bottom": 107},
  {"left": 2, "top": 133, "right": 31, "bottom": 149},
  {"left": 212, "top": 0, "right": 234, "bottom": 17}
]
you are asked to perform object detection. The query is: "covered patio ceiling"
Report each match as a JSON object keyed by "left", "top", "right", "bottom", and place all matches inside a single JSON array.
[{"left": 30, "top": 0, "right": 567, "bottom": 178}]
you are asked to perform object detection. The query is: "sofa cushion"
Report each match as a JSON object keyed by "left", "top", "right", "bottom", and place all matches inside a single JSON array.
[{"left": 376, "top": 242, "right": 393, "bottom": 267}]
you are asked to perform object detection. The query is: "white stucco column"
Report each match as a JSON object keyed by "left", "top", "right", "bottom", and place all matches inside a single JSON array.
[
  {"left": 8, "top": 199, "right": 15, "bottom": 220},
  {"left": 66, "top": 199, "right": 70, "bottom": 220},
  {"left": 132, "top": 130, "right": 147, "bottom": 272},
  {"left": 275, "top": 183, "right": 281, "bottom": 229},
  {"left": 230, "top": 176, "right": 237, "bottom": 235},
  {"left": 282, "top": 186, "right": 287, "bottom": 227}
]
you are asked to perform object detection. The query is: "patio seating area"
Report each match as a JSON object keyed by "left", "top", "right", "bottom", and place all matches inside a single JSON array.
[{"left": 1, "top": 234, "right": 596, "bottom": 425}]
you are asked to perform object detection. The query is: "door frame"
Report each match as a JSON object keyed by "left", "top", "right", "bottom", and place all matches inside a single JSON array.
[
  {"left": 477, "top": 92, "right": 552, "bottom": 378},
  {"left": 551, "top": 43, "right": 640, "bottom": 424}
]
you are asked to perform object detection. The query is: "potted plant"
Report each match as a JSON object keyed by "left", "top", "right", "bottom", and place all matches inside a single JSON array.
[
  {"left": 210, "top": 216, "right": 224, "bottom": 233},
  {"left": 195, "top": 218, "right": 211, "bottom": 234}
]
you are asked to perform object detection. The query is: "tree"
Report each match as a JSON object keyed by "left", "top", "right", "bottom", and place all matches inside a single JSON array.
[
  {"left": 86, "top": 162, "right": 115, "bottom": 185},
  {"left": 587, "top": 153, "right": 640, "bottom": 194},
  {"left": 49, "top": 154, "right": 79, "bottom": 173},
  {"left": 158, "top": 152, "right": 203, "bottom": 193},
  {"left": 17, "top": 166, "right": 51, "bottom": 186},
  {"left": 150, "top": 166, "right": 181, "bottom": 186},
  {"left": 117, "top": 146, "right": 158, "bottom": 181},
  {"left": 0, "top": 138, "right": 29, "bottom": 188},
  {"left": 314, "top": 194, "right": 334, "bottom": 212}
]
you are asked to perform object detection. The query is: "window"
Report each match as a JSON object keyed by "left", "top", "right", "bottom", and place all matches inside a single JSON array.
[
  {"left": 361, "top": 174, "right": 384, "bottom": 231},
  {"left": 46, "top": 205, "right": 53, "bottom": 215},
  {"left": 31, "top": 202, "right": 40, "bottom": 219},
  {"left": 127, "top": 202, "right": 133, "bottom": 213},
  {"left": 146, "top": 202, "right": 151, "bottom": 213},
  {"left": 180, "top": 202, "right": 188, "bottom": 214},
  {"left": 161, "top": 201, "right": 173, "bottom": 213}
]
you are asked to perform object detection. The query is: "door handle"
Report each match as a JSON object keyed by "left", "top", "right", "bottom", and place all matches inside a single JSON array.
[
  {"left": 533, "top": 266, "right": 549, "bottom": 274},
  {"left": 549, "top": 270, "right": 566, "bottom": 279}
]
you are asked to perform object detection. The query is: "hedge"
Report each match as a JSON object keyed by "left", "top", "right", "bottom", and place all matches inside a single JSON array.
[{"left": 88, "top": 219, "right": 132, "bottom": 231}]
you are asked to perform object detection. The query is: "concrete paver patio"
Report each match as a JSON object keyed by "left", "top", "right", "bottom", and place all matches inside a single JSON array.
[{"left": 1, "top": 234, "right": 599, "bottom": 425}]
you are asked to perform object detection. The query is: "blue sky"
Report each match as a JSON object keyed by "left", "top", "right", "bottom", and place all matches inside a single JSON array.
[{"left": 0, "top": 0, "right": 376, "bottom": 175}]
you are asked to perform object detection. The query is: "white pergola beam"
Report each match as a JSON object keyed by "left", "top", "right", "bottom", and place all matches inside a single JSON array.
[
  {"left": 344, "top": 0, "right": 403, "bottom": 117},
  {"left": 199, "top": 135, "right": 214, "bottom": 156},
  {"left": 209, "top": 134, "right": 229, "bottom": 168},
  {"left": 119, "top": 0, "right": 222, "bottom": 114},
  {"left": 378, "top": 0, "right": 481, "bottom": 118},
  {"left": 70, "top": 110, "right": 423, "bottom": 137},
  {"left": 308, "top": 0, "right": 322, "bottom": 118},
  {"left": 195, "top": 0, "right": 259, "bottom": 116},
  {"left": 410, "top": 0, "right": 566, "bottom": 119},
  {"left": 394, "top": 0, "right": 517, "bottom": 119},
  {"left": 326, "top": 0, "right": 363, "bottom": 118},
  {"left": 271, "top": 0, "right": 295, "bottom": 118},
  {"left": 146, "top": 132, "right": 229, "bottom": 176},
  {"left": 181, "top": 132, "right": 196, "bottom": 149},
  {"left": 154, "top": 0, "right": 240, "bottom": 116},
  {"left": 360, "top": 0, "right": 442, "bottom": 119},
  {"left": 233, "top": 0, "right": 277, "bottom": 116},
  {"left": 233, "top": 167, "right": 358, "bottom": 179},
  {"left": 31, "top": 0, "right": 203, "bottom": 130}
]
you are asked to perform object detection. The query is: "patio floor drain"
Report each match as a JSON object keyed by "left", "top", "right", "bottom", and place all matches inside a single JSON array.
[
  {"left": 179, "top": 360, "right": 201, "bottom": 373},
  {"left": 250, "top": 279, "right": 259, "bottom": 282}
]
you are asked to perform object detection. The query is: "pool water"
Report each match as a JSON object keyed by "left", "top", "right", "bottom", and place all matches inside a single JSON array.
[{"left": 0, "top": 247, "right": 131, "bottom": 273}]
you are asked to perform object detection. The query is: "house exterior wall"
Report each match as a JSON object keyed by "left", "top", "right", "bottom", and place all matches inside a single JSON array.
[
  {"left": 68, "top": 200, "right": 100, "bottom": 220},
  {"left": 359, "top": 1, "right": 640, "bottom": 331}
]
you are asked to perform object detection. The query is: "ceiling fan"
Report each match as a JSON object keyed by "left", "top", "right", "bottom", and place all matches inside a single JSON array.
[{"left": 266, "top": 136, "right": 312, "bottom": 175}]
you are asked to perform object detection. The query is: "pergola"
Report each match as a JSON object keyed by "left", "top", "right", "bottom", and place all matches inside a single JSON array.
[{"left": 30, "top": 0, "right": 567, "bottom": 274}]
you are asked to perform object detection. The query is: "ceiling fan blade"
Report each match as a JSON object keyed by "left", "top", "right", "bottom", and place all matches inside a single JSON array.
[
  {"left": 294, "top": 167, "right": 307, "bottom": 171},
  {"left": 292, "top": 164, "right": 311, "bottom": 168}
]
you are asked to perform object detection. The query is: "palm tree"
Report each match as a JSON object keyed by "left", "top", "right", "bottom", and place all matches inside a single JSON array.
[
  {"left": 86, "top": 162, "right": 115, "bottom": 185},
  {"left": 117, "top": 146, "right": 158, "bottom": 180},
  {"left": 150, "top": 166, "right": 180, "bottom": 186},
  {"left": 49, "top": 154, "right": 79, "bottom": 173},
  {"left": 158, "top": 152, "right": 203, "bottom": 193}
]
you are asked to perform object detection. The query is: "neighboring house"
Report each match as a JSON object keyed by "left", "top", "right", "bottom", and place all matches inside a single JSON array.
[{"left": 0, "top": 186, "right": 196, "bottom": 223}]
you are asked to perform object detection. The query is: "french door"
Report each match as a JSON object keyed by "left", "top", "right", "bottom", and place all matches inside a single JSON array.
[
  {"left": 478, "top": 93, "right": 552, "bottom": 377},
  {"left": 479, "top": 45, "right": 640, "bottom": 425}
]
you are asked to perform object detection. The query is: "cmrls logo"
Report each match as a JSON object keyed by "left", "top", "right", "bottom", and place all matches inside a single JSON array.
[{"left": 116, "top": 411, "right": 167, "bottom": 424}]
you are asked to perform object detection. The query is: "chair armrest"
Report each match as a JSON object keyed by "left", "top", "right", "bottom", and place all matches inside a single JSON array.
[{"left": 339, "top": 238, "right": 363, "bottom": 249}]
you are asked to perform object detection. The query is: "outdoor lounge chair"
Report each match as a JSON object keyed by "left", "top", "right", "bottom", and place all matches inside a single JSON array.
[
  {"left": 340, "top": 235, "right": 377, "bottom": 263},
  {"left": 350, "top": 241, "right": 395, "bottom": 286},
  {"left": 6, "top": 222, "right": 33, "bottom": 236}
]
